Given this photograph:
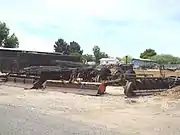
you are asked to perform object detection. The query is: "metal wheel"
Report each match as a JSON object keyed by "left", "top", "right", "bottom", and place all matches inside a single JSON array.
[{"left": 124, "top": 81, "right": 135, "bottom": 97}]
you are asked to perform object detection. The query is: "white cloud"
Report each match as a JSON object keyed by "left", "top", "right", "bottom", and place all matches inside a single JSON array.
[
  {"left": 43, "top": 0, "right": 154, "bottom": 20},
  {"left": 17, "top": 34, "right": 54, "bottom": 52},
  {"left": 0, "top": 0, "right": 180, "bottom": 57}
]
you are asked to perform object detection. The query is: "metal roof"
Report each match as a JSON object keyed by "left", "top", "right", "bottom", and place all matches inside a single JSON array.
[
  {"left": 0, "top": 47, "right": 64, "bottom": 55},
  {"left": 132, "top": 58, "right": 155, "bottom": 62}
]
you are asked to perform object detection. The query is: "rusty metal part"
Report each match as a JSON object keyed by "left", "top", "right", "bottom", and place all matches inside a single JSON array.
[
  {"left": 2, "top": 66, "right": 180, "bottom": 98},
  {"left": 103, "top": 72, "right": 180, "bottom": 97},
  {"left": 122, "top": 76, "right": 180, "bottom": 97},
  {"left": 2, "top": 73, "right": 105, "bottom": 96},
  {"left": 46, "top": 81, "right": 105, "bottom": 95}
]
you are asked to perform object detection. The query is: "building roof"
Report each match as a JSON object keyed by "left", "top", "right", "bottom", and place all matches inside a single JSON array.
[
  {"left": 0, "top": 47, "right": 64, "bottom": 55},
  {"left": 100, "top": 57, "right": 118, "bottom": 61},
  {"left": 132, "top": 58, "right": 155, "bottom": 62}
]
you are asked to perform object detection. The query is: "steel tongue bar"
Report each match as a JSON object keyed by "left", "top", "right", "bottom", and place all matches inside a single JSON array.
[
  {"left": 30, "top": 70, "right": 106, "bottom": 96},
  {"left": 45, "top": 80, "right": 106, "bottom": 96},
  {"left": 3, "top": 74, "right": 106, "bottom": 96}
]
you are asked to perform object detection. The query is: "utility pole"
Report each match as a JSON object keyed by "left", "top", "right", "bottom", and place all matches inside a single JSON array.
[
  {"left": 125, "top": 55, "right": 128, "bottom": 65},
  {"left": 125, "top": 55, "right": 128, "bottom": 71}
]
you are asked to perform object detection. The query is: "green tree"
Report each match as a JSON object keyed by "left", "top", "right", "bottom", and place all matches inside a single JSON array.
[
  {"left": 53, "top": 38, "right": 69, "bottom": 54},
  {"left": 140, "top": 48, "right": 157, "bottom": 59},
  {"left": 69, "top": 41, "right": 83, "bottom": 56},
  {"left": 3, "top": 33, "right": 19, "bottom": 48},
  {"left": 0, "top": 21, "right": 19, "bottom": 48},
  {"left": 93, "top": 46, "right": 101, "bottom": 63},
  {"left": 93, "top": 45, "right": 108, "bottom": 63},
  {"left": 100, "top": 52, "right": 108, "bottom": 58},
  {"left": 82, "top": 54, "right": 94, "bottom": 62},
  {"left": 151, "top": 54, "right": 180, "bottom": 64},
  {"left": 53, "top": 39, "right": 83, "bottom": 56}
]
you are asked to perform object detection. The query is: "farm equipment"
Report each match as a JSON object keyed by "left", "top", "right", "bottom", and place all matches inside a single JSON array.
[
  {"left": 104, "top": 73, "right": 180, "bottom": 97},
  {"left": 1, "top": 67, "right": 106, "bottom": 96},
  {"left": 1, "top": 48, "right": 180, "bottom": 98},
  {"left": 1, "top": 63, "right": 180, "bottom": 97},
  {"left": 103, "top": 62, "right": 180, "bottom": 97}
]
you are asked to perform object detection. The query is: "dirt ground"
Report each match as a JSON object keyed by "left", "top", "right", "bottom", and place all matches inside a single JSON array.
[{"left": 0, "top": 84, "right": 180, "bottom": 135}]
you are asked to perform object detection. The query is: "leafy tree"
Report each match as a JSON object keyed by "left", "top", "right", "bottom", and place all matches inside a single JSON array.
[
  {"left": 140, "top": 48, "right": 157, "bottom": 59},
  {"left": 173, "top": 56, "right": 180, "bottom": 64},
  {"left": 93, "top": 45, "right": 108, "bottom": 63},
  {"left": 0, "top": 22, "right": 9, "bottom": 46},
  {"left": 3, "top": 33, "right": 19, "bottom": 48},
  {"left": 0, "top": 21, "right": 19, "bottom": 48},
  {"left": 69, "top": 41, "right": 83, "bottom": 55},
  {"left": 54, "top": 39, "right": 83, "bottom": 56},
  {"left": 151, "top": 54, "right": 180, "bottom": 64},
  {"left": 53, "top": 38, "right": 69, "bottom": 54},
  {"left": 100, "top": 52, "right": 108, "bottom": 58},
  {"left": 93, "top": 46, "right": 101, "bottom": 63},
  {"left": 82, "top": 54, "right": 94, "bottom": 62}
]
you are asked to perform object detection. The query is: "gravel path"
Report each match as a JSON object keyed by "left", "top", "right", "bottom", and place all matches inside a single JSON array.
[{"left": 0, "top": 85, "right": 180, "bottom": 135}]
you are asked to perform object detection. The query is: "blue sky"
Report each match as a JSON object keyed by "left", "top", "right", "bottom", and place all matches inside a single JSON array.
[{"left": 0, "top": 0, "right": 180, "bottom": 58}]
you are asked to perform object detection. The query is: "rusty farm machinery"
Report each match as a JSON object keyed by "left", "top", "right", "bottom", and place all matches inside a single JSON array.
[
  {"left": 1, "top": 63, "right": 180, "bottom": 98},
  {"left": 0, "top": 48, "right": 180, "bottom": 97},
  {"left": 1, "top": 66, "right": 106, "bottom": 96}
]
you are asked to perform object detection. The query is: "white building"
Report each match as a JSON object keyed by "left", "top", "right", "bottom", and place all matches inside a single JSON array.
[{"left": 100, "top": 58, "right": 120, "bottom": 65}]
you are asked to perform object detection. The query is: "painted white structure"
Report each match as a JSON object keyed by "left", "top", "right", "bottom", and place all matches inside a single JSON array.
[{"left": 100, "top": 58, "right": 120, "bottom": 65}]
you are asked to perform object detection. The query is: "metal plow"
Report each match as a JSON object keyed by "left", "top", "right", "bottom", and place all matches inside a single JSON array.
[
  {"left": 0, "top": 74, "right": 106, "bottom": 96},
  {"left": 103, "top": 75, "right": 180, "bottom": 97},
  {"left": 122, "top": 76, "right": 180, "bottom": 97}
]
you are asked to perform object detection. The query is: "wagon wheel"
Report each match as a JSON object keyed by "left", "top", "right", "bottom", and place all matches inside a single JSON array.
[{"left": 124, "top": 81, "right": 136, "bottom": 97}]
